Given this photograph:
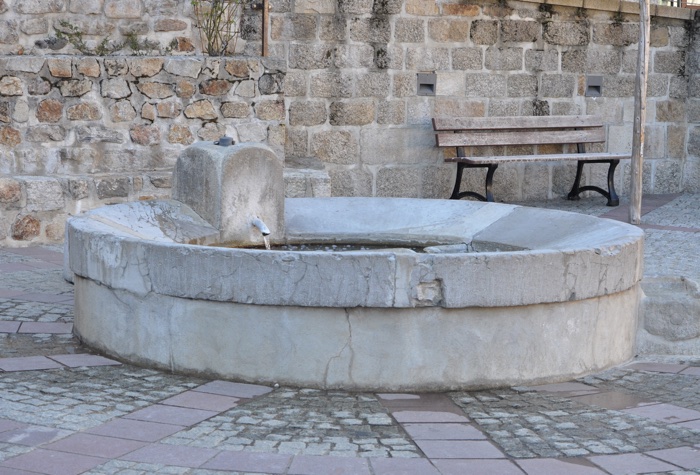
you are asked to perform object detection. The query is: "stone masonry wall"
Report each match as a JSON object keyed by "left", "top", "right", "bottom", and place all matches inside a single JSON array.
[
  {"left": 279, "top": 0, "right": 696, "bottom": 199},
  {"left": 1, "top": 0, "right": 699, "bottom": 247}
]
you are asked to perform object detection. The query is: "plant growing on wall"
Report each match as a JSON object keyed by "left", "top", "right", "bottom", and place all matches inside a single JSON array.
[{"left": 191, "top": 0, "right": 246, "bottom": 56}]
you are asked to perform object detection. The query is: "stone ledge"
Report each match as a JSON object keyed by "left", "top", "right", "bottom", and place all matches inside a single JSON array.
[{"left": 527, "top": 0, "right": 695, "bottom": 20}]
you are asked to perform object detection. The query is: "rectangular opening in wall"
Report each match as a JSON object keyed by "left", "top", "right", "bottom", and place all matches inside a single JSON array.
[
  {"left": 417, "top": 73, "right": 437, "bottom": 96},
  {"left": 586, "top": 76, "right": 603, "bottom": 97}
]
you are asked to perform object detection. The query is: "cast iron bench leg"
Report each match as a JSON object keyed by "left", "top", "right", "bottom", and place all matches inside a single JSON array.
[
  {"left": 568, "top": 159, "right": 620, "bottom": 207},
  {"left": 450, "top": 163, "right": 497, "bottom": 202}
]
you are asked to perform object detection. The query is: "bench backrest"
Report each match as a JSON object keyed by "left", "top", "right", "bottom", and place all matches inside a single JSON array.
[{"left": 433, "top": 115, "right": 606, "bottom": 148}]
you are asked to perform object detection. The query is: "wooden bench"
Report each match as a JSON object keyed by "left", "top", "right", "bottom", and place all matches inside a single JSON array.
[{"left": 432, "top": 115, "right": 631, "bottom": 206}]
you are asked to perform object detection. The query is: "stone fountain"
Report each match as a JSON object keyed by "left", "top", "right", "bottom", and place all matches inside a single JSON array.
[{"left": 66, "top": 142, "right": 644, "bottom": 391}]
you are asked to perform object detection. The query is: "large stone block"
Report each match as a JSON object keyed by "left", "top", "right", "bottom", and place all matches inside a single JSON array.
[
  {"left": 540, "top": 74, "right": 575, "bottom": 98},
  {"left": 184, "top": 100, "right": 217, "bottom": 119},
  {"left": 562, "top": 50, "right": 621, "bottom": 74},
  {"left": 110, "top": 100, "right": 137, "bottom": 122},
  {"left": 433, "top": 97, "right": 485, "bottom": 118},
  {"left": 667, "top": 125, "right": 686, "bottom": 159},
  {"left": 428, "top": 19, "right": 469, "bottom": 43},
  {"left": 289, "top": 100, "right": 327, "bottom": 126},
  {"left": 334, "top": 44, "right": 374, "bottom": 69},
  {"left": 377, "top": 100, "right": 405, "bottom": 125},
  {"left": 360, "top": 127, "right": 438, "bottom": 165},
  {"left": 373, "top": 45, "right": 403, "bottom": 70},
  {"left": 14, "top": 0, "right": 65, "bottom": 13},
  {"left": 26, "top": 125, "right": 65, "bottom": 142},
  {"left": 310, "top": 71, "right": 353, "bottom": 98},
  {"left": 395, "top": 18, "right": 424, "bottom": 43},
  {"left": 376, "top": 166, "right": 423, "bottom": 198},
  {"left": 330, "top": 100, "right": 375, "bottom": 126},
  {"left": 104, "top": 0, "right": 142, "bottom": 18},
  {"left": 484, "top": 47, "right": 523, "bottom": 71},
  {"left": 501, "top": 20, "right": 540, "bottom": 43},
  {"left": 543, "top": 21, "right": 589, "bottom": 46},
  {"left": 0, "top": 21, "right": 19, "bottom": 44},
  {"left": 5, "top": 57, "right": 45, "bottom": 73},
  {"left": 11, "top": 215, "right": 40, "bottom": 241},
  {"left": 21, "top": 18, "right": 49, "bottom": 35},
  {"left": 436, "top": 72, "right": 465, "bottom": 96},
  {"left": 507, "top": 74, "right": 537, "bottom": 97},
  {"left": 164, "top": 58, "right": 202, "bottom": 78},
  {"left": 47, "top": 58, "right": 72, "bottom": 78},
  {"left": 289, "top": 44, "right": 334, "bottom": 70},
  {"left": 405, "top": 0, "right": 438, "bottom": 15},
  {"left": 311, "top": 130, "right": 359, "bottom": 165},
  {"left": 319, "top": 15, "right": 346, "bottom": 41},
  {"left": 36, "top": 99, "right": 63, "bottom": 123},
  {"left": 525, "top": 49, "right": 558, "bottom": 72},
  {"left": 405, "top": 47, "right": 450, "bottom": 70},
  {"left": 465, "top": 74, "right": 507, "bottom": 97},
  {"left": 356, "top": 72, "right": 391, "bottom": 98},
  {"left": 271, "top": 14, "right": 317, "bottom": 41},
  {"left": 452, "top": 47, "right": 482, "bottom": 70},
  {"left": 653, "top": 160, "right": 683, "bottom": 193},
  {"left": 593, "top": 23, "right": 638, "bottom": 47},
  {"left": 471, "top": 20, "right": 498, "bottom": 45},
  {"left": 59, "top": 79, "right": 92, "bottom": 97},
  {"left": 23, "top": 176, "right": 65, "bottom": 211},
  {"left": 337, "top": 0, "right": 372, "bottom": 13},
  {"left": 328, "top": 168, "right": 372, "bottom": 196},
  {"left": 167, "top": 124, "right": 194, "bottom": 145},
  {"left": 296, "top": 0, "right": 335, "bottom": 13},
  {"left": 0, "top": 177, "right": 21, "bottom": 205},
  {"left": 96, "top": 177, "right": 130, "bottom": 199},
  {"left": 0, "top": 77, "right": 23, "bottom": 96},
  {"left": 349, "top": 17, "right": 391, "bottom": 43},
  {"left": 654, "top": 51, "right": 685, "bottom": 75},
  {"left": 285, "top": 128, "right": 308, "bottom": 157},
  {"left": 67, "top": 102, "right": 101, "bottom": 121}
]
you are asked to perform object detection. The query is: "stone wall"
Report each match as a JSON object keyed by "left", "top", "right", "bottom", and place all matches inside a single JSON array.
[
  {"left": 1, "top": 0, "right": 699, "bottom": 246},
  {"left": 278, "top": 0, "right": 696, "bottom": 199}
]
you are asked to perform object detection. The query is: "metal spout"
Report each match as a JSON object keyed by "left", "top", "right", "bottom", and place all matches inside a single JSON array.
[{"left": 251, "top": 217, "right": 270, "bottom": 236}]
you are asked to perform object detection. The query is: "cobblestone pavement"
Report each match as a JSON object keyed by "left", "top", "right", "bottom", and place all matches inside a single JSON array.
[{"left": 0, "top": 195, "right": 699, "bottom": 474}]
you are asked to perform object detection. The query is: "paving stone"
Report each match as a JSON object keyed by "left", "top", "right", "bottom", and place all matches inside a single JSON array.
[
  {"left": 0, "top": 448, "right": 106, "bottom": 474},
  {"left": 43, "top": 433, "right": 147, "bottom": 458}
]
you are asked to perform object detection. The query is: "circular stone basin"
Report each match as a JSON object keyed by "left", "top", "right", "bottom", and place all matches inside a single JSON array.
[{"left": 66, "top": 197, "right": 644, "bottom": 391}]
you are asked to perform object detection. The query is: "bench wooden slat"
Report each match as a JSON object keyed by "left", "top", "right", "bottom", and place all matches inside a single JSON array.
[
  {"left": 432, "top": 115, "right": 604, "bottom": 131},
  {"left": 445, "top": 152, "right": 630, "bottom": 164},
  {"left": 436, "top": 128, "right": 606, "bottom": 147}
]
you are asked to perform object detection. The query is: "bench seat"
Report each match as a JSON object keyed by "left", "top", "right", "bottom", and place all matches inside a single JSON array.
[{"left": 434, "top": 115, "right": 631, "bottom": 206}]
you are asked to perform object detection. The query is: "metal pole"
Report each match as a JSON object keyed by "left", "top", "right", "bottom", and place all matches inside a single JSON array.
[{"left": 630, "top": 0, "right": 650, "bottom": 224}]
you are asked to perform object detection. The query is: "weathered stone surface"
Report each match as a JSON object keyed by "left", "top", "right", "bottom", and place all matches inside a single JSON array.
[
  {"left": 465, "top": 74, "right": 507, "bottom": 97},
  {"left": 405, "top": 47, "right": 450, "bottom": 70},
  {"left": 67, "top": 177, "right": 90, "bottom": 199},
  {"left": 357, "top": 72, "right": 390, "bottom": 97},
  {"left": 443, "top": 3, "right": 479, "bottom": 16},
  {"left": 75, "top": 125, "right": 124, "bottom": 143},
  {"left": 428, "top": 19, "right": 469, "bottom": 42},
  {"left": 0, "top": 77, "right": 23, "bottom": 96},
  {"left": 0, "top": 178, "right": 21, "bottom": 204},
  {"left": 176, "top": 80, "right": 196, "bottom": 99},
  {"left": 311, "top": 130, "right": 358, "bottom": 164},
  {"left": 130, "top": 125, "right": 161, "bottom": 145},
  {"left": 452, "top": 47, "right": 483, "bottom": 70},
  {"left": 109, "top": 100, "right": 137, "bottom": 122},
  {"left": 5, "top": 57, "right": 45, "bottom": 73},
  {"left": 289, "top": 44, "right": 334, "bottom": 69},
  {"left": 296, "top": 0, "right": 335, "bottom": 13},
  {"left": 271, "top": 14, "right": 317, "bottom": 41},
  {"left": 544, "top": 22, "right": 589, "bottom": 46},
  {"left": 144, "top": 0, "right": 178, "bottom": 15},
  {"left": 164, "top": 58, "right": 202, "bottom": 78},
  {"left": 224, "top": 59, "right": 250, "bottom": 78},
  {"left": 471, "top": 20, "right": 498, "bottom": 45},
  {"left": 221, "top": 102, "right": 250, "bottom": 118},
  {"left": 77, "top": 58, "right": 101, "bottom": 77},
  {"left": 13, "top": 100, "right": 29, "bottom": 123},
  {"left": 0, "top": 102, "right": 9, "bottom": 123},
  {"left": 14, "top": 0, "right": 64, "bottom": 13},
  {"left": 172, "top": 36, "right": 196, "bottom": 53},
  {"left": 373, "top": 44, "right": 403, "bottom": 70},
  {"left": 395, "top": 18, "right": 424, "bottom": 43},
  {"left": 137, "top": 82, "right": 175, "bottom": 99},
  {"left": 501, "top": 20, "right": 540, "bottom": 43},
  {"left": 593, "top": 23, "right": 639, "bottom": 47},
  {"left": 128, "top": 58, "right": 163, "bottom": 77},
  {"left": 96, "top": 177, "right": 129, "bottom": 198},
  {"left": 26, "top": 125, "right": 65, "bottom": 142},
  {"left": 69, "top": 0, "right": 103, "bottom": 14},
  {"left": 656, "top": 100, "right": 685, "bottom": 123},
  {"left": 405, "top": 0, "right": 438, "bottom": 15},
  {"left": 0, "top": 126, "right": 21, "bottom": 146},
  {"left": 0, "top": 0, "right": 8, "bottom": 13},
  {"left": 525, "top": 50, "right": 559, "bottom": 72},
  {"left": 200, "top": 79, "right": 233, "bottom": 96},
  {"left": 654, "top": 51, "right": 685, "bottom": 75},
  {"left": 393, "top": 73, "right": 416, "bottom": 98},
  {"left": 235, "top": 80, "right": 256, "bottom": 98},
  {"left": 66, "top": 102, "right": 101, "bottom": 121},
  {"left": 167, "top": 124, "right": 194, "bottom": 145},
  {"left": 154, "top": 18, "right": 187, "bottom": 31},
  {"left": 0, "top": 20, "right": 19, "bottom": 44},
  {"left": 334, "top": 44, "right": 374, "bottom": 69},
  {"left": 508, "top": 74, "right": 538, "bottom": 97},
  {"left": 289, "top": 101, "right": 327, "bottom": 126},
  {"left": 59, "top": 79, "right": 92, "bottom": 97},
  {"left": 141, "top": 103, "right": 156, "bottom": 121},
  {"left": 101, "top": 78, "right": 131, "bottom": 99},
  {"left": 184, "top": 100, "right": 217, "bottom": 119},
  {"left": 236, "top": 123, "right": 267, "bottom": 143},
  {"left": 255, "top": 99, "right": 285, "bottom": 120},
  {"left": 259, "top": 73, "right": 284, "bottom": 95},
  {"left": 104, "top": 59, "right": 128, "bottom": 76},
  {"left": 377, "top": 100, "right": 405, "bottom": 125},
  {"left": 11, "top": 215, "right": 40, "bottom": 241},
  {"left": 24, "top": 177, "right": 64, "bottom": 211},
  {"left": 156, "top": 101, "right": 182, "bottom": 118},
  {"left": 485, "top": 47, "right": 523, "bottom": 70},
  {"left": 120, "top": 21, "right": 149, "bottom": 36},
  {"left": 104, "top": 0, "right": 142, "bottom": 17},
  {"left": 37, "top": 99, "right": 63, "bottom": 123},
  {"left": 309, "top": 71, "right": 351, "bottom": 98},
  {"left": 330, "top": 100, "right": 374, "bottom": 126},
  {"left": 21, "top": 18, "right": 49, "bottom": 35},
  {"left": 197, "top": 122, "right": 226, "bottom": 141},
  {"left": 47, "top": 58, "right": 72, "bottom": 78},
  {"left": 540, "top": 74, "right": 575, "bottom": 97}
]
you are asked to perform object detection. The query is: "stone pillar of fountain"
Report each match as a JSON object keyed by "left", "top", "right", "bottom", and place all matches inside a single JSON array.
[{"left": 172, "top": 142, "right": 285, "bottom": 247}]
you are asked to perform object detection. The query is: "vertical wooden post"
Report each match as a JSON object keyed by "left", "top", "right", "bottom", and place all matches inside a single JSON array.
[
  {"left": 630, "top": 0, "right": 651, "bottom": 224},
  {"left": 262, "top": 0, "right": 269, "bottom": 57}
]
